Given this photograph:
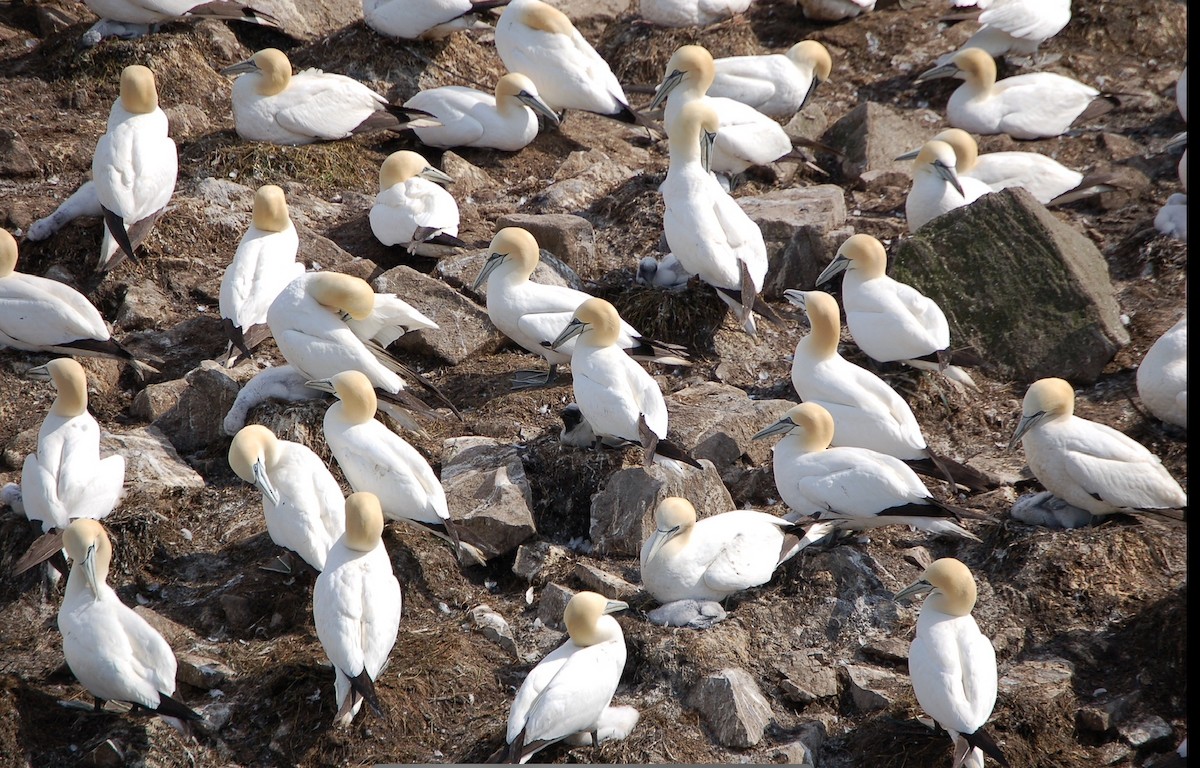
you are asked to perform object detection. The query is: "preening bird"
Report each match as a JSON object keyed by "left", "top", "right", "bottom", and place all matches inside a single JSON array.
[
  {"left": 222, "top": 48, "right": 439, "bottom": 146},
  {"left": 905, "top": 140, "right": 990, "bottom": 232},
  {"left": 92, "top": 64, "right": 177, "bottom": 271},
  {"left": 1136, "top": 315, "right": 1186, "bottom": 429},
  {"left": 894, "top": 558, "right": 1009, "bottom": 768},
  {"left": 219, "top": 184, "right": 303, "bottom": 361},
  {"left": 369, "top": 151, "right": 465, "bottom": 257},
  {"left": 708, "top": 40, "right": 833, "bottom": 119},
  {"left": 363, "top": 0, "right": 509, "bottom": 39},
  {"left": 936, "top": 0, "right": 1070, "bottom": 63},
  {"left": 403, "top": 72, "right": 560, "bottom": 151},
  {"left": 312, "top": 492, "right": 402, "bottom": 727},
  {"left": 638, "top": 0, "right": 751, "bottom": 28}
]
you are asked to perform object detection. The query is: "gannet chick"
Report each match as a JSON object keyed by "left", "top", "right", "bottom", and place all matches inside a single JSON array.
[
  {"left": 403, "top": 72, "right": 560, "bottom": 151},
  {"left": 639, "top": 496, "right": 814, "bottom": 604},
  {"left": 1008, "top": 378, "right": 1187, "bottom": 519},
  {"left": 1136, "top": 315, "right": 1186, "bottom": 429},
  {"left": 752, "top": 404, "right": 983, "bottom": 540},
  {"left": 473, "top": 227, "right": 690, "bottom": 389},
  {"left": 797, "top": 0, "right": 874, "bottom": 22},
  {"left": 815, "top": 233, "right": 977, "bottom": 388},
  {"left": 552, "top": 299, "right": 701, "bottom": 470},
  {"left": 495, "top": 0, "right": 637, "bottom": 121},
  {"left": 369, "top": 151, "right": 465, "bottom": 257},
  {"left": 897, "top": 128, "right": 1115, "bottom": 206},
  {"left": 906, "top": 140, "right": 990, "bottom": 232},
  {"left": 500, "top": 591, "right": 629, "bottom": 763},
  {"left": 0, "top": 229, "right": 153, "bottom": 377},
  {"left": 638, "top": 0, "right": 751, "bottom": 27},
  {"left": 219, "top": 184, "right": 303, "bottom": 361},
  {"left": 784, "top": 290, "right": 997, "bottom": 492},
  {"left": 221, "top": 48, "right": 438, "bottom": 146},
  {"left": 228, "top": 425, "right": 346, "bottom": 572},
  {"left": 635, "top": 253, "right": 692, "bottom": 290},
  {"left": 1154, "top": 193, "right": 1187, "bottom": 241},
  {"left": 92, "top": 65, "right": 177, "bottom": 271},
  {"left": 659, "top": 100, "right": 771, "bottom": 336},
  {"left": 14, "top": 359, "right": 125, "bottom": 576},
  {"left": 894, "top": 558, "right": 1009, "bottom": 768},
  {"left": 363, "top": 0, "right": 509, "bottom": 39},
  {"left": 649, "top": 44, "right": 792, "bottom": 176},
  {"left": 79, "top": 0, "right": 277, "bottom": 46},
  {"left": 708, "top": 41, "right": 833, "bottom": 119},
  {"left": 936, "top": 0, "right": 1070, "bottom": 62},
  {"left": 916, "top": 48, "right": 1115, "bottom": 139},
  {"left": 58, "top": 519, "right": 203, "bottom": 723},
  {"left": 313, "top": 492, "right": 402, "bottom": 727}
]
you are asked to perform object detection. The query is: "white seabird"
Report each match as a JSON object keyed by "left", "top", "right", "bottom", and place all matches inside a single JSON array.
[
  {"left": 797, "top": 0, "right": 874, "bottom": 22},
  {"left": 751, "top": 403, "right": 983, "bottom": 540},
  {"left": 92, "top": 64, "right": 177, "bottom": 271},
  {"left": 551, "top": 298, "right": 700, "bottom": 470},
  {"left": 313, "top": 491, "right": 402, "bottom": 727},
  {"left": 219, "top": 184, "right": 303, "bottom": 361},
  {"left": 708, "top": 40, "right": 833, "bottom": 119},
  {"left": 894, "top": 558, "right": 1008, "bottom": 768},
  {"left": 1008, "top": 377, "right": 1187, "bottom": 518},
  {"left": 494, "top": 0, "right": 637, "bottom": 121},
  {"left": 363, "top": 0, "right": 508, "bottom": 39},
  {"left": 79, "top": 0, "right": 276, "bottom": 45},
  {"left": 0, "top": 229, "right": 152, "bottom": 377},
  {"left": 936, "top": 0, "right": 1070, "bottom": 63},
  {"left": 1136, "top": 316, "right": 1186, "bottom": 430},
  {"left": 905, "top": 139, "right": 990, "bottom": 232},
  {"left": 14, "top": 358, "right": 125, "bottom": 575},
  {"left": 638, "top": 0, "right": 751, "bottom": 27},
  {"left": 499, "top": 591, "right": 629, "bottom": 763},
  {"left": 57, "top": 519, "right": 203, "bottom": 722},
  {"left": 814, "top": 233, "right": 978, "bottom": 388},
  {"left": 659, "top": 100, "right": 771, "bottom": 336},
  {"left": 649, "top": 44, "right": 793, "bottom": 177},
  {"left": 403, "top": 72, "right": 560, "bottom": 151},
  {"left": 473, "top": 227, "right": 690, "bottom": 388},
  {"left": 228, "top": 424, "right": 346, "bottom": 572},
  {"left": 916, "top": 48, "right": 1114, "bottom": 140},
  {"left": 368, "top": 151, "right": 465, "bottom": 257},
  {"left": 221, "top": 48, "right": 438, "bottom": 146}
]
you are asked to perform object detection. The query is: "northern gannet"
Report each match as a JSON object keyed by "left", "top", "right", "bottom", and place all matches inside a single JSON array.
[
  {"left": 1136, "top": 316, "right": 1186, "bottom": 429},
  {"left": 797, "top": 0, "right": 874, "bottom": 22},
  {"left": 79, "top": 0, "right": 276, "bottom": 46},
  {"left": 905, "top": 139, "right": 990, "bottom": 232},
  {"left": 313, "top": 492, "right": 402, "bottom": 727},
  {"left": 473, "top": 227, "right": 690, "bottom": 388},
  {"left": 369, "top": 151, "right": 466, "bottom": 257},
  {"left": 363, "top": 0, "right": 509, "bottom": 39},
  {"left": 708, "top": 41, "right": 833, "bottom": 119},
  {"left": 403, "top": 72, "right": 560, "bottom": 151},
  {"left": 92, "top": 65, "right": 177, "bottom": 271},
  {"left": 936, "top": 0, "right": 1070, "bottom": 62},
  {"left": 638, "top": 0, "right": 751, "bottom": 27}
]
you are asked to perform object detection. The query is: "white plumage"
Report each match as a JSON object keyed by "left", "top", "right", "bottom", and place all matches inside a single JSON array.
[
  {"left": 906, "top": 139, "right": 991, "bottom": 232},
  {"left": 404, "top": 72, "right": 560, "bottom": 151},
  {"left": 369, "top": 151, "right": 462, "bottom": 256},
  {"left": 1154, "top": 193, "right": 1187, "bottom": 241},
  {"left": 797, "top": 0, "right": 874, "bottom": 22},
  {"left": 82, "top": 0, "right": 271, "bottom": 25},
  {"left": 938, "top": 0, "right": 1070, "bottom": 62},
  {"left": 638, "top": 0, "right": 751, "bottom": 27},
  {"left": 1136, "top": 315, "right": 1186, "bottom": 429},
  {"left": 363, "top": 0, "right": 503, "bottom": 39},
  {"left": 708, "top": 41, "right": 832, "bottom": 118}
]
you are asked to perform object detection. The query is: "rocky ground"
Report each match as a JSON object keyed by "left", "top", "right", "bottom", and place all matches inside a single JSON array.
[{"left": 0, "top": 0, "right": 1187, "bottom": 766}]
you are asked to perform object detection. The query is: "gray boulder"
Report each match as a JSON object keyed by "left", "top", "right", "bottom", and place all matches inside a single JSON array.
[
  {"left": 666, "top": 382, "right": 797, "bottom": 470},
  {"left": 737, "top": 185, "right": 851, "bottom": 296},
  {"left": 441, "top": 437, "right": 537, "bottom": 561},
  {"left": 687, "top": 668, "right": 774, "bottom": 748},
  {"left": 822, "top": 102, "right": 943, "bottom": 182},
  {"left": 494, "top": 213, "right": 601, "bottom": 281},
  {"left": 373, "top": 266, "right": 507, "bottom": 365}
]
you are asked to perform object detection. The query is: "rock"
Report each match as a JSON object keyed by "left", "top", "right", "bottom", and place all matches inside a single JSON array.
[
  {"left": 538, "top": 149, "right": 637, "bottom": 213},
  {"left": 512, "top": 541, "right": 573, "bottom": 584},
  {"left": 176, "top": 653, "right": 233, "bottom": 690},
  {"left": 822, "top": 102, "right": 943, "bottom": 182},
  {"left": 219, "top": 594, "right": 260, "bottom": 631},
  {"left": 646, "top": 599, "right": 727, "bottom": 628},
  {"left": 252, "top": 0, "right": 362, "bottom": 39},
  {"left": 440, "top": 151, "right": 497, "bottom": 197},
  {"left": 164, "top": 104, "right": 211, "bottom": 142},
  {"left": 1078, "top": 694, "right": 1135, "bottom": 733},
  {"left": 784, "top": 105, "right": 829, "bottom": 144},
  {"left": 130, "top": 379, "right": 188, "bottom": 423},
  {"left": 115, "top": 279, "right": 171, "bottom": 331},
  {"left": 1117, "top": 715, "right": 1173, "bottom": 749},
  {"left": 537, "top": 583, "right": 575, "bottom": 629},
  {"left": 133, "top": 605, "right": 193, "bottom": 647},
  {"left": 153, "top": 361, "right": 245, "bottom": 455},
  {"left": 775, "top": 739, "right": 816, "bottom": 766},
  {"left": 0, "top": 129, "right": 37, "bottom": 178},
  {"left": 35, "top": 2, "right": 83, "bottom": 36},
  {"left": 441, "top": 437, "right": 537, "bottom": 561},
  {"left": 102, "top": 427, "right": 205, "bottom": 491},
  {"left": 469, "top": 605, "right": 519, "bottom": 657},
  {"left": 998, "top": 657, "right": 1075, "bottom": 706},
  {"left": 842, "top": 664, "right": 907, "bottom": 712},
  {"left": 665, "top": 382, "right": 797, "bottom": 470},
  {"left": 860, "top": 635, "right": 910, "bottom": 666},
  {"left": 777, "top": 650, "right": 839, "bottom": 704},
  {"left": 373, "top": 266, "right": 507, "bottom": 365},
  {"left": 687, "top": 668, "right": 774, "bottom": 748},
  {"left": 589, "top": 460, "right": 734, "bottom": 557},
  {"left": 893, "top": 187, "right": 1130, "bottom": 384},
  {"left": 436, "top": 247, "right": 583, "bottom": 300},
  {"left": 493, "top": 213, "right": 600, "bottom": 280},
  {"left": 572, "top": 562, "right": 639, "bottom": 600},
  {"left": 736, "top": 186, "right": 850, "bottom": 297}
]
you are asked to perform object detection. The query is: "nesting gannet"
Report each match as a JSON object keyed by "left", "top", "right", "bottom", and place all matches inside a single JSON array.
[
  {"left": 751, "top": 404, "right": 983, "bottom": 540},
  {"left": 916, "top": 48, "right": 1114, "bottom": 140},
  {"left": 363, "top": 0, "right": 509, "bottom": 39},
  {"left": 1136, "top": 316, "right": 1186, "bottom": 429},
  {"left": 473, "top": 227, "right": 690, "bottom": 388},
  {"left": 936, "top": 0, "right": 1070, "bottom": 63},
  {"left": 1008, "top": 378, "right": 1187, "bottom": 517},
  {"left": 650, "top": 45, "right": 792, "bottom": 176},
  {"left": 563, "top": 705, "right": 641, "bottom": 747},
  {"left": 638, "top": 0, "right": 751, "bottom": 27},
  {"left": 797, "top": 0, "right": 874, "bottom": 22},
  {"left": 403, "top": 72, "right": 560, "bottom": 151},
  {"left": 228, "top": 425, "right": 346, "bottom": 572},
  {"left": 57, "top": 519, "right": 203, "bottom": 722},
  {"left": 494, "top": 0, "right": 636, "bottom": 121},
  {"left": 894, "top": 558, "right": 1008, "bottom": 768},
  {"left": 635, "top": 253, "right": 692, "bottom": 290},
  {"left": 92, "top": 65, "right": 177, "bottom": 271},
  {"left": 659, "top": 100, "right": 771, "bottom": 336},
  {"left": 707, "top": 41, "right": 832, "bottom": 119},
  {"left": 639, "top": 496, "right": 813, "bottom": 604},
  {"left": 79, "top": 0, "right": 276, "bottom": 45},
  {"left": 785, "top": 290, "right": 996, "bottom": 492},
  {"left": 313, "top": 492, "right": 402, "bottom": 727},
  {"left": 368, "top": 151, "right": 465, "bottom": 257},
  {"left": 13, "top": 359, "right": 125, "bottom": 576},
  {"left": 0, "top": 229, "right": 152, "bottom": 377},
  {"left": 905, "top": 140, "right": 990, "bottom": 232},
  {"left": 897, "top": 128, "right": 1114, "bottom": 206},
  {"left": 219, "top": 184, "right": 303, "bottom": 361},
  {"left": 552, "top": 298, "right": 700, "bottom": 470},
  {"left": 500, "top": 591, "right": 629, "bottom": 763},
  {"left": 222, "top": 48, "right": 438, "bottom": 146},
  {"left": 815, "top": 233, "right": 977, "bottom": 388},
  {"left": 1154, "top": 193, "right": 1187, "bottom": 241}
]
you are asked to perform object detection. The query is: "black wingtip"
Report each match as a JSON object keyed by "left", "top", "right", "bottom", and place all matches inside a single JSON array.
[
  {"left": 964, "top": 726, "right": 1010, "bottom": 768},
  {"left": 348, "top": 669, "right": 384, "bottom": 718},
  {"left": 154, "top": 692, "right": 204, "bottom": 722},
  {"left": 654, "top": 439, "right": 704, "bottom": 469}
]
